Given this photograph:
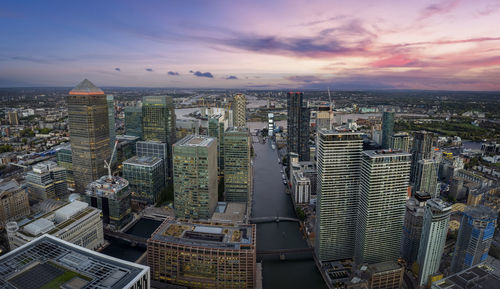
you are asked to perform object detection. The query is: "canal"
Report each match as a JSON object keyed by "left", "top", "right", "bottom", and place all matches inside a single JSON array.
[{"left": 249, "top": 122, "right": 326, "bottom": 289}]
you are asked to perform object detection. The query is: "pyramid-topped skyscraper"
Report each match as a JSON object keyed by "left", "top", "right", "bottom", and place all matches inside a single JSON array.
[{"left": 68, "top": 79, "right": 110, "bottom": 193}]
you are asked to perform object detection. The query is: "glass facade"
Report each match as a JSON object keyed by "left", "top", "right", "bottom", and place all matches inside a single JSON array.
[
  {"left": 381, "top": 111, "right": 395, "bottom": 149},
  {"left": 123, "top": 156, "right": 165, "bottom": 203},
  {"left": 124, "top": 106, "right": 143, "bottom": 138},
  {"left": 287, "top": 92, "right": 310, "bottom": 161},
  {"left": 233, "top": 93, "right": 246, "bottom": 128},
  {"left": 56, "top": 146, "right": 74, "bottom": 188},
  {"left": 224, "top": 128, "right": 252, "bottom": 202},
  {"left": 136, "top": 141, "right": 168, "bottom": 186}
]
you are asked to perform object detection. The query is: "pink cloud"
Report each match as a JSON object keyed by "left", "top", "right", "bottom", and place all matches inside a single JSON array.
[{"left": 369, "top": 54, "right": 418, "bottom": 68}]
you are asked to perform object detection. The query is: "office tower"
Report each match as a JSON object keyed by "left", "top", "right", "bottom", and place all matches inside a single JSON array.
[
  {"left": 7, "top": 201, "right": 104, "bottom": 251},
  {"left": 123, "top": 156, "right": 165, "bottom": 204},
  {"left": 416, "top": 199, "right": 452, "bottom": 286},
  {"left": 450, "top": 205, "right": 497, "bottom": 273},
  {"left": 268, "top": 113, "right": 274, "bottom": 136},
  {"left": 142, "top": 95, "right": 176, "bottom": 180},
  {"left": 224, "top": 127, "right": 252, "bottom": 202},
  {"left": 0, "top": 235, "right": 150, "bottom": 289},
  {"left": 55, "top": 143, "right": 74, "bottom": 188},
  {"left": 26, "top": 161, "right": 67, "bottom": 202},
  {"left": 148, "top": 219, "right": 256, "bottom": 288},
  {"left": 287, "top": 92, "right": 310, "bottom": 161},
  {"left": 7, "top": 111, "right": 19, "bottom": 125},
  {"left": 316, "top": 105, "right": 332, "bottom": 131},
  {"left": 355, "top": 150, "right": 411, "bottom": 264},
  {"left": 67, "top": 79, "right": 110, "bottom": 193},
  {"left": 381, "top": 111, "right": 395, "bottom": 149},
  {"left": 107, "top": 95, "right": 116, "bottom": 148},
  {"left": 233, "top": 93, "right": 247, "bottom": 127},
  {"left": 0, "top": 180, "right": 30, "bottom": 224},
  {"left": 415, "top": 159, "right": 439, "bottom": 197},
  {"left": 391, "top": 132, "right": 410, "bottom": 152},
  {"left": 401, "top": 192, "right": 431, "bottom": 266},
  {"left": 208, "top": 113, "right": 228, "bottom": 175},
  {"left": 315, "top": 131, "right": 363, "bottom": 261},
  {"left": 116, "top": 135, "right": 140, "bottom": 164},
  {"left": 173, "top": 135, "right": 217, "bottom": 219},
  {"left": 136, "top": 141, "right": 168, "bottom": 186},
  {"left": 410, "top": 131, "right": 433, "bottom": 183},
  {"left": 124, "top": 106, "right": 143, "bottom": 138},
  {"left": 84, "top": 176, "right": 132, "bottom": 230}
]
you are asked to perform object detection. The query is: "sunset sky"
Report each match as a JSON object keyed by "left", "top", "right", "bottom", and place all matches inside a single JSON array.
[{"left": 1, "top": 0, "right": 500, "bottom": 90}]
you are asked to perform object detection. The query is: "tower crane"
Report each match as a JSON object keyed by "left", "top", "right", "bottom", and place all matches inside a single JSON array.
[{"left": 104, "top": 140, "right": 119, "bottom": 181}]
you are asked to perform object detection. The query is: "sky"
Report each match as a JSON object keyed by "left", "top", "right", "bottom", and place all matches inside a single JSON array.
[{"left": 1, "top": 0, "right": 500, "bottom": 90}]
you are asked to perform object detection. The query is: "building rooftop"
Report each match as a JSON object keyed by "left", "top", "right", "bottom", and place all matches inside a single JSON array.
[
  {"left": 0, "top": 234, "right": 148, "bottom": 289},
  {"left": 175, "top": 134, "right": 215, "bottom": 147},
  {"left": 367, "top": 261, "right": 403, "bottom": 273},
  {"left": 427, "top": 198, "right": 452, "bottom": 212},
  {"left": 69, "top": 79, "right": 104, "bottom": 95},
  {"left": 150, "top": 219, "right": 254, "bottom": 249},
  {"left": 363, "top": 149, "right": 411, "bottom": 158},
  {"left": 211, "top": 202, "right": 247, "bottom": 223},
  {"left": 85, "top": 176, "right": 129, "bottom": 199},
  {"left": 0, "top": 180, "right": 21, "bottom": 194},
  {"left": 432, "top": 259, "right": 500, "bottom": 289},
  {"left": 463, "top": 205, "right": 497, "bottom": 221},
  {"left": 123, "top": 156, "right": 162, "bottom": 167}
]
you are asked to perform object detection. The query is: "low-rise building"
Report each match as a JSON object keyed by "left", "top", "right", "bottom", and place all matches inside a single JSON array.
[
  {"left": 26, "top": 160, "right": 68, "bottom": 202},
  {"left": 432, "top": 259, "right": 499, "bottom": 289},
  {"left": 0, "top": 180, "right": 30, "bottom": 225},
  {"left": 147, "top": 219, "right": 256, "bottom": 288},
  {"left": 291, "top": 171, "right": 311, "bottom": 204}
]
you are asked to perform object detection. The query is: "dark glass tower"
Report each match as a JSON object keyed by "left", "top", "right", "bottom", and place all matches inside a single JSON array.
[
  {"left": 287, "top": 92, "right": 310, "bottom": 161},
  {"left": 67, "top": 79, "right": 110, "bottom": 193},
  {"left": 381, "top": 111, "right": 394, "bottom": 149}
]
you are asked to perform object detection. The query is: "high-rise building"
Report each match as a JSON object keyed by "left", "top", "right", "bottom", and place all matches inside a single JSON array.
[
  {"left": 410, "top": 131, "right": 433, "bottom": 183},
  {"left": 142, "top": 95, "right": 176, "bottom": 180},
  {"left": 391, "top": 132, "right": 410, "bottom": 152},
  {"left": 381, "top": 111, "right": 395, "bottom": 149},
  {"left": 84, "top": 176, "right": 132, "bottom": 230},
  {"left": 415, "top": 159, "right": 439, "bottom": 197},
  {"left": 416, "top": 199, "right": 452, "bottom": 286},
  {"left": 26, "top": 161, "right": 67, "bottom": 202},
  {"left": 208, "top": 113, "right": 228, "bottom": 175},
  {"left": 107, "top": 95, "right": 116, "bottom": 149},
  {"left": 136, "top": 141, "right": 168, "bottom": 186},
  {"left": 173, "top": 135, "right": 217, "bottom": 219},
  {"left": 315, "top": 131, "right": 363, "bottom": 261},
  {"left": 124, "top": 106, "right": 143, "bottom": 138},
  {"left": 7, "top": 111, "right": 19, "bottom": 125},
  {"left": 268, "top": 113, "right": 274, "bottom": 136},
  {"left": 148, "top": 219, "right": 255, "bottom": 288},
  {"left": 450, "top": 205, "right": 497, "bottom": 273},
  {"left": 123, "top": 156, "right": 165, "bottom": 204},
  {"left": 0, "top": 235, "right": 150, "bottom": 289},
  {"left": 0, "top": 180, "right": 30, "bottom": 225},
  {"left": 316, "top": 105, "right": 332, "bottom": 131},
  {"left": 401, "top": 192, "right": 432, "bottom": 266},
  {"left": 355, "top": 150, "right": 411, "bottom": 264},
  {"left": 55, "top": 143, "right": 74, "bottom": 188},
  {"left": 287, "top": 92, "right": 310, "bottom": 161},
  {"left": 67, "top": 79, "right": 110, "bottom": 193},
  {"left": 233, "top": 93, "right": 247, "bottom": 127},
  {"left": 224, "top": 127, "right": 252, "bottom": 202}
]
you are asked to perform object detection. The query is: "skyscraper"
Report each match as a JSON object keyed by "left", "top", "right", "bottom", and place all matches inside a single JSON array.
[
  {"left": 224, "top": 127, "right": 252, "bottom": 202},
  {"left": 173, "top": 135, "right": 217, "bottom": 219},
  {"left": 415, "top": 159, "right": 439, "bottom": 197},
  {"left": 381, "top": 111, "right": 395, "bottom": 149},
  {"left": 233, "top": 93, "right": 247, "bottom": 127},
  {"left": 208, "top": 113, "right": 228, "bottom": 175},
  {"left": 124, "top": 106, "right": 143, "bottom": 138},
  {"left": 136, "top": 141, "right": 168, "bottom": 186},
  {"left": 316, "top": 105, "right": 332, "bottom": 131},
  {"left": 450, "top": 205, "right": 497, "bottom": 273},
  {"left": 67, "top": 79, "right": 110, "bottom": 193},
  {"left": 142, "top": 95, "right": 176, "bottom": 180},
  {"left": 123, "top": 156, "right": 165, "bottom": 203},
  {"left": 355, "top": 150, "right": 411, "bottom": 264},
  {"left": 315, "top": 131, "right": 363, "bottom": 261},
  {"left": 416, "top": 199, "right": 452, "bottom": 286},
  {"left": 391, "top": 132, "right": 410, "bottom": 152},
  {"left": 107, "top": 95, "right": 116, "bottom": 148},
  {"left": 402, "top": 192, "right": 432, "bottom": 266},
  {"left": 411, "top": 131, "right": 433, "bottom": 183},
  {"left": 287, "top": 92, "right": 310, "bottom": 161}
]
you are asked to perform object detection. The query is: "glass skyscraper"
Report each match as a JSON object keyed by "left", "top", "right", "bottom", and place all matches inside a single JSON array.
[
  {"left": 233, "top": 93, "right": 247, "bottom": 128},
  {"left": 123, "top": 155, "right": 165, "bottom": 203},
  {"left": 124, "top": 106, "right": 143, "bottom": 138},
  {"left": 67, "top": 79, "right": 110, "bottom": 193},
  {"left": 287, "top": 92, "right": 310, "bottom": 161},
  {"left": 381, "top": 111, "right": 395, "bottom": 149},
  {"left": 224, "top": 127, "right": 252, "bottom": 202},
  {"left": 136, "top": 141, "right": 168, "bottom": 186}
]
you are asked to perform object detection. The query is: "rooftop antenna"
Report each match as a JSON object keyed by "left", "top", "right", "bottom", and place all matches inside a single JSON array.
[{"left": 104, "top": 140, "right": 119, "bottom": 181}]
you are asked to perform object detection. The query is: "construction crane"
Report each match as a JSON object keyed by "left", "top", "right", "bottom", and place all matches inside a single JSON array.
[{"left": 104, "top": 140, "right": 119, "bottom": 181}]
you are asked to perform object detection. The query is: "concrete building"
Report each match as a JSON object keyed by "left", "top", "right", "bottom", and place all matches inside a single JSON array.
[
  {"left": 316, "top": 105, "right": 332, "bottom": 131},
  {"left": 0, "top": 234, "right": 150, "bottom": 289},
  {"left": 432, "top": 261, "right": 500, "bottom": 289},
  {"left": 123, "top": 156, "right": 165, "bottom": 204},
  {"left": 415, "top": 159, "right": 439, "bottom": 197},
  {"left": 84, "top": 176, "right": 132, "bottom": 230},
  {"left": 450, "top": 205, "right": 497, "bottom": 273},
  {"left": 125, "top": 106, "right": 143, "bottom": 138},
  {"left": 287, "top": 92, "right": 310, "bottom": 161},
  {"left": 142, "top": 95, "right": 176, "bottom": 180},
  {"left": 381, "top": 111, "right": 395, "bottom": 149},
  {"left": 416, "top": 199, "right": 452, "bottom": 286},
  {"left": 268, "top": 112, "right": 274, "bottom": 136},
  {"left": 224, "top": 127, "right": 252, "bottom": 202},
  {"left": 173, "top": 135, "right": 217, "bottom": 219},
  {"left": 8, "top": 201, "right": 104, "bottom": 250},
  {"left": 26, "top": 161, "right": 67, "bottom": 202},
  {"left": 147, "top": 219, "right": 255, "bottom": 288},
  {"left": 67, "top": 79, "right": 110, "bottom": 193},
  {"left": 291, "top": 171, "right": 311, "bottom": 204},
  {"left": 233, "top": 93, "right": 247, "bottom": 127},
  {"left": 401, "top": 192, "right": 432, "bottom": 266},
  {"left": 366, "top": 261, "right": 404, "bottom": 289},
  {"left": 0, "top": 180, "right": 30, "bottom": 225},
  {"left": 355, "top": 150, "right": 411, "bottom": 264},
  {"left": 316, "top": 131, "right": 363, "bottom": 261},
  {"left": 390, "top": 132, "right": 410, "bottom": 152},
  {"left": 7, "top": 111, "right": 19, "bottom": 125},
  {"left": 136, "top": 141, "right": 168, "bottom": 186}
]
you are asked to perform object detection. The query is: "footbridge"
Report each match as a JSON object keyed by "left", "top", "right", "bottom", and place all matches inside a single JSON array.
[
  {"left": 249, "top": 216, "right": 300, "bottom": 224},
  {"left": 103, "top": 229, "right": 148, "bottom": 247},
  {"left": 257, "top": 247, "right": 314, "bottom": 260}
]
